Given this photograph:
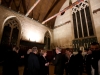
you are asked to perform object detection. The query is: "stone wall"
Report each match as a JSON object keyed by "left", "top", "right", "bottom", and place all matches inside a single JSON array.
[
  {"left": 54, "top": 0, "right": 100, "bottom": 49},
  {"left": 89, "top": 0, "right": 100, "bottom": 42},
  {"left": 0, "top": 5, "right": 53, "bottom": 49},
  {"left": 0, "top": 0, "right": 100, "bottom": 50},
  {"left": 54, "top": 0, "right": 74, "bottom": 48}
]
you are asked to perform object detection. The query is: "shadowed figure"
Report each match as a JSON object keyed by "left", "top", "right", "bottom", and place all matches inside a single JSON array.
[{"left": 2, "top": 46, "right": 20, "bottom": 75}]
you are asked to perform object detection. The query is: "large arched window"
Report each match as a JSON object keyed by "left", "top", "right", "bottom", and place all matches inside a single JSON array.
[
  {"left": 72, "top": 0, "right": 97, "bottom": 51},
  {"left": 1, "top": 17, "right": 20, "bottom": 46},
  {"left": 44, "top": 31, "right": 50, "bottom": 50},
  {"left": 72, "top": 0, "right": 94, "bottom": 38}
]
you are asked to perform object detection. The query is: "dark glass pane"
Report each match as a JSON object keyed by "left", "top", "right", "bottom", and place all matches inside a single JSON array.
[
  {"left": 76, "top": 11, "right": 82, "bottom": 38},
  {"left": 73, "top": 13, "right": 78, "bottom": 38},
  {"left": 48, "top": 38, "right": 50, "bottom": 49},
  {"left": 44, "top": 36, "right": 47, "bottom": 45},
  {"left": 11, "top": 27, "right": 19, "bottom": 45},
  {"left": 1, "top": 25, "right": 11, "bottom": 44},
  {"left": 81, "top": 9, "right": 88, "bottom": 37},
  {"left": 85, "top": 6, "right": 94, "bottom": 36},
  {"left": 44, "top": 36, "right": 50, "bottom": 50}
]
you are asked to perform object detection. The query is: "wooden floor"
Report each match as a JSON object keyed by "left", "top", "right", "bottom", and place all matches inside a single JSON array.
[{"left": 0, "top": 65, "right": 87, "bottom": 75}]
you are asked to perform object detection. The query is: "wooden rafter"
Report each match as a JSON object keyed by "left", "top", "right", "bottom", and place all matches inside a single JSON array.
[
  {"left": 13, "top": 0, "right": 21, "bottom": 11},
  {"left": 9, "top": 0, "right": 13, "bottom": 7},
  {"left": 42, "top": 0, "right": 84, "bottom": 24},
  {"left": 1, "top": 0, "right": 11, "bottom": 6},
  {"left": 25, "top": 0, "right": 40, "bottom": 17},
  {"left": 42, "top": 0, "right": 60, "bottom": 21},
  {"left": 26, "top": 0, "right": 31, "bottom": 10},
  {"left": 0, "top": 0, "right": 2, "bottom": 3},
  {"left": 18, "top": 0, "right": 22, "bottom": 11},
  {"left": 21, "top": 0, "right": 27, "bottom": 14}
]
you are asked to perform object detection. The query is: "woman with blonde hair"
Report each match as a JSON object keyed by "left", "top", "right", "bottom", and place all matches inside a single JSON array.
[{"left": 40, "top": 50, "right": 49, "bottom": 75}]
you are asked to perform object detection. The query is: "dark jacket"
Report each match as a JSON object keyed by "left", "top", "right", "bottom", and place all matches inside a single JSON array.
[
  {"left": 85, "top": 54, "right": 92, "bottom": 75},
  {"left": 28, "top": 53, "right": 40, "bottom": 75},
  {"left": 53, "top": 53, "right": 65, "bottom": 75},
  {"left": 23, "top": 53, "right": 30, "bottom": 75},
  {"left": 68, "top": 55, "right": 78, "bottom": 75},
  {"left": 3, "top": 51, "right": 19, "bottom": 75},
  {"left": 91, "top": 50, "right": 100, "bottom": 75},
  {"left": 40, "top": 56, "right": 49, "bottom": 75}
]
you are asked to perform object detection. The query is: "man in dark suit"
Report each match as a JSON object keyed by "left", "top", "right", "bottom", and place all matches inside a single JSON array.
[
  {"left": 75, "top": 50, "right": 83, "bottom": 75},
  {"left": 64, "top": 48, "right": 69, "bottom": 75},
  {"left": 28, "top": 47, "right": 40, "bottom": 75},
  {"left": 3, "top": 46, "right": 20, "bottom": 75},
  {"left": 90, "top": 42, "right": 100, "bottom": 75},
  {"left": 52, "top": 47, "right": 65, "bottom": 75},
  {"left": 85, "top": 49, "right": 92, "bottom": 75},
  {"left": 66, "top": 49, "right": 78, "bottom": 75}
]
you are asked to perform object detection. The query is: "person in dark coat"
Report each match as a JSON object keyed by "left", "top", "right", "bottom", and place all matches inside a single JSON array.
[
  {"left": 90, "top": 42, "right": 100, "bottom": 75},
  {"left": 28, "top": 47, "right": 40, "bottom": 75},
  {"left": 85, "top": 49, "right": 92, "bottom": 75},
  {"left": 23, "top": 49, "right": 32, "bottom": 75},
  {"left": 64, "top": 48, "right": 69, "bottom": 75},
  {"left": 3, "top": 46, "right": 20, "bottom": 75},
  {"left": 66, "top": 49, "right": 78, "bottom": 75},
  {"left": 75, "top": 50, "right": 83, "bottom": 75},
  {"left": 40, "top": 50, "right": 49, "bottom": 75},
  {"left": 52, "top": 47, "right": 65, "bottom": 75}
]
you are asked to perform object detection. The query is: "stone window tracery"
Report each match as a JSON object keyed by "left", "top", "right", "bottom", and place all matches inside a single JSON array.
[
  {"left": 44, "top": 31, "right": 50, "bottom": 50},
  {"left": 72, "top": 0, "right": 94, "bottom": 38},
  {"left": 1, "top": 18, "right": 19, "bottom": 45}
]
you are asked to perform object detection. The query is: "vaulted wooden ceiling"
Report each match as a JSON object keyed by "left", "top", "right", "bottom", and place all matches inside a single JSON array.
[{"left": 1, "top": 0, "right": 66, "bottom": 29}]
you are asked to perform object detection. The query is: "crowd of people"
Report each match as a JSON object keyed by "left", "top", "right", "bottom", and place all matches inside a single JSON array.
[{"left": 1, "top": 42, "right": 100, "bottom": 75}]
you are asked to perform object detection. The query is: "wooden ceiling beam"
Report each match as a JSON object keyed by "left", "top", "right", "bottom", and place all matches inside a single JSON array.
[
  {"left": 9, "top": 0, "right": 13, "bottom": 7},
  {"left": 25, "top": 0, "right": 40, "bottom": 17},
  {"left": 1, "top": 0, "right": 12, "bottom": 7},
  {"left": 42, "top": 0, "right": 60, "bottom": 21},
  {"left": 12, "top": 0, "right": 21, "bottom": 11},
  {"left": 17, "top": 0, "right": 22, "bottom": 11},
  {"left": 21, "top": 0, "right": 27, "bottom": 14},
  {"left": 0, "top": 0, "right": 2, "bottom": 4},
  {"left": 42, "top": 0, "right": 84, "bottom": 24}
]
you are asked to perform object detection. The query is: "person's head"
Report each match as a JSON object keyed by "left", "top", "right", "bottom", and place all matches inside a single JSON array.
[
  {"left": 78, "top": 50, "right": 82, "bottom": 54},
  {"left": 32, "top": 47, "right": 38, "bottom": 54},
  {"left": 84, "top": 48, "right": 92, "bottom": 54},
  {"left": 87, "top": 49, "right": 92, "bottom": 54},
  {"left": 66, "top": 49, "right": 73, "bottom": 56},
  {"left": 56, "top": 47, "right": 61, "bottom": 54},
  {"left": 65, "top": 48, "right": 70, "bottom": 54},
  {"left": 90, "top": 42, "right": 99, "bottom": 51},
  {"left": 27, "top": 49, "right": 32, "bottom": 54},
  {"left": 41, "top": 50, "right": 47, "bottom": 57},
  {"left": 39, "top": 49, "right": 43, "bottom": 56},
  {"left": 13, "top": 46, "right": 19, "bottom": 53}
]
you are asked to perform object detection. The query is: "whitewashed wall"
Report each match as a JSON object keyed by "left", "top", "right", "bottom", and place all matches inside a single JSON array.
[
  {"left": 89, "top": 0, "right": 100, "bottom": 43},
  {"left": 54, "top": 0, "right": 74, "bottom": 48},
  {"left": 54, "top": 0, "right": 100, "bottom": 48},
  {"left": 0, "top": 0, "right": 100, "bottom": 49},
  {"left": 0, "top": 5, "right": 53, "bottom": 47}
]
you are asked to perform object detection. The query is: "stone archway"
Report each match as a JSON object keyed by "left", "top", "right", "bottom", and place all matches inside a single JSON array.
[{"left": 1, "top": 17, "right": 21, "bottom": 46}]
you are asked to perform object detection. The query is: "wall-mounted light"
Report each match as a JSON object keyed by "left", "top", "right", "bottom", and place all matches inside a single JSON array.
[{"left": 26, "top": 31, "right": 41, "bottom": 43}]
